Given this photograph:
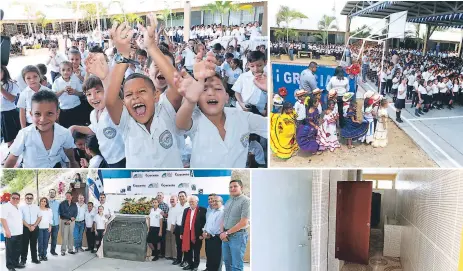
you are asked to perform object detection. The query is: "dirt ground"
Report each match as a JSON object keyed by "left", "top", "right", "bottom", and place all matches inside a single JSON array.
[{"left": 270, "top": 99, "right": 438, "bottom": 168}]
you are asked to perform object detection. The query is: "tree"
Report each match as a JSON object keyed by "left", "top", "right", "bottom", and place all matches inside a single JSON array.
[
  {"left": 112, "top": 13, "right": 143, "bottom": 25},
  {"left": 70, "top": 2, "right": 108, "bottom": 32},
  {"left": 275, "top": 5, "right": 308, "bottom": 42},
  {"left": 274, "top": 28, "right": 299, "bottom": 42},
  {"left": 35, "top": 11, "right": 53, "bottom": 32},
  {"left": 317, "top": 14, "right": 338, "bottom": 45},
  {"left": 202, "top": 1, "right": 253, "bottom": 26},
  {"left": 353, "top": 24, "right": 372, "bottom": 39}
]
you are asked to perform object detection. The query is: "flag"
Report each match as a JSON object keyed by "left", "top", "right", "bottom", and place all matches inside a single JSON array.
[{"left": 87, "top": 170, "right": 104, "bottom": 200}]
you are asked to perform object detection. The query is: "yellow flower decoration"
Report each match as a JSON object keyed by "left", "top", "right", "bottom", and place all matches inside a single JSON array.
[{"left": 304, "top": 96, "right": 311, "bottom": 106}]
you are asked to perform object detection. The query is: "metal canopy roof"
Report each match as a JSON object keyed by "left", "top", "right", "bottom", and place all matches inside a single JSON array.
[{"left": 341, "top": 1, "right": 463, "bottom": 28}]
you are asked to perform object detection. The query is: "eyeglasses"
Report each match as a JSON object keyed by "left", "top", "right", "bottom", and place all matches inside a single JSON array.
[
  {"left": 12, "top": 197, "right": 20, "bottom": 200},
  {"left": 26, "top": 197, "right": 33, "bottom": 200}
]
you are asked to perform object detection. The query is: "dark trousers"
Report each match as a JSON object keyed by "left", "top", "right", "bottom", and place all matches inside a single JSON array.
[
  {"left": 380, "top": 81, "right": 387, "bottom": 95},
  {"left": 50, "top": 71, "right": 61, "bottom": 83},
  {"left": 160, "top": 221, "right": 167, "bottom": 256},
  {"left": 174, "top": 226, "right": 184, "bottom": 262},
  {"left": 337, "top": 96, "right": 344, "bottom": 128},
  {"left": 386, "top": 79, "right": 392, "bottom": 93},
  {"left": 108, "top": 158, "right": 126, "bottom": 168},
  {"left": 407, "top": 85, "right": 413, "bottom": 100},
  {"left": 185, "top": 239, "right": 203, "bottom": 268},
  {"left": 5, "top": 235, "right": 22, "bottom": 269},
  {"left": 95, "top": 229, "right": 104, "bottom": 250},
  {"left": 205, "top": 236, "right": 223, "bottom": 271},
  {"left": 50, "top": 225, "right": 59, "bottom": 253},
  {"left": 21, "top": 226, "right": 39, "bottom": 262},
  {"left": 86, "top": 227, "right": 95, "bottom": 250}
]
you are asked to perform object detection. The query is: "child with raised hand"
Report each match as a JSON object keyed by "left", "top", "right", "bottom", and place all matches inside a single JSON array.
[
  {"left": 69, "top": 75, "right": 126, "bottom": 168},
  {"left": 17, "top": 65, "right": 52, "bottom": 128},
  {"left": 52, "top": 61, "right": 84, "bottom": 128},
  {"left": 173, "top": 51, "right": 267, "bottom": 168},
  {"left": 101, "top": 14, "right": 183, "bottom": 168},
  {"left": 5, "top": 91, "right": 78, "bottom": 168}
]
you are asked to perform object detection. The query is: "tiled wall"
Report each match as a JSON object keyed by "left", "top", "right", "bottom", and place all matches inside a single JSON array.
[
  {"left": 396, "top": 170, "right": 463, "bottom": 271},
  {"left": 311, "top": 170, "right": 330, "bottom": 271},
  {"left": 373, "top": 189, "right": 398, "bottom": 228}
]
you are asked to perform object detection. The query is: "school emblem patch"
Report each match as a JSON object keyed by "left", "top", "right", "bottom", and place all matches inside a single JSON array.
[
  {"left": 159, "top": 130, "right": 173, "bottom": 149},
  {"left": 240, "top": 133, "right": 250, "bottom": 148},
  {"left": 103, "top": 127, "right": 117, "bottom": 139}
]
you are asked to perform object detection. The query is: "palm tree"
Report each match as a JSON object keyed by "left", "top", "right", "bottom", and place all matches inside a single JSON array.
[
  {"left": 202, "top": 1, "right": 253, "bottom": 26},
  {"left": 157, "top": 8, "right": 171, "bottom": 26},
  {"left": 274, "top": 28, "right": 298, "bottom": 42},
  {"left": 316, "top": 15, "right": 338, "bottom": 45},
  {"left": 353, "top": 24, "right": 372, "bottom": 39},
  {"left": 275, "top": 5, "right": 308, "bottom": 42}
]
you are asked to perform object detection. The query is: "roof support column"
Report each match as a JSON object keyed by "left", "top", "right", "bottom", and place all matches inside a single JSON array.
[
  {"left": 345, "top": 16, "right": 351, "bottom": 45},
  {"left": 183, "top": 1, "right": 191, "bottom": 41},
  {"left": 262, "top": 1, "right": 268, "bottom": 36},
  {"left": 423, "top": 24, "right": 432, "bottom": 55}
]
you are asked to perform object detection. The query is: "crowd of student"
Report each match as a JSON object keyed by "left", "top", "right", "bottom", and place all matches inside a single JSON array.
[
  {"left": 1, "top": 14, "right": 268, "bottom": 169},
  {"left": 270, "top": 42, "right": 345, "bottom": 61},
  {"left": 0, "top": 179, "right": 250, "bottom": 271}
]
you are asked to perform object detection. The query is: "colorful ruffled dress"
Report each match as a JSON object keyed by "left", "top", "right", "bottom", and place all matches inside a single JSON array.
[
  {"left": 341, "top": 111, "right": 369, "bottom": 140},
  {"left": 372, "top": 108, "right": 388, "bottom": 147},
  {"left": 270, "top": 112, "right": 299, "bottom": 159},
  {"left": 296, "top": 109, "right": 320, "bottom": 153},
  {"left": 318, "top": 111, "right": 341, "bottom": 151}
]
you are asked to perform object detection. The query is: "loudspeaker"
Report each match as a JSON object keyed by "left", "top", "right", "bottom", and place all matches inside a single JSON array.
[{"left": 1, "top": 36, "right": 11, "bottom": 66}]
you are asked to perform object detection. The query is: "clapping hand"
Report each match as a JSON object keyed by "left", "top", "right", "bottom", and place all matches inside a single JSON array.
[
  {"left": 85, "top": 53, "right": 109, "bottom": 80},
  {"left": 66, "top": 86, "right": 77, "bottom": 95},
  {"left": 109, "top": 21, "right": 133, "bottom": 58},
  {"left": 253, "top": 73, "right": 267, "bottom": 91}
]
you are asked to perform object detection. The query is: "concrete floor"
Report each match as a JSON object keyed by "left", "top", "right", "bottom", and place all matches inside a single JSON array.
[
  {"left": 0, "top": 244, "right": 250, "bottom": 271},
  {"left": 359, "top": 80, "right": 463, "bottom": 168}
]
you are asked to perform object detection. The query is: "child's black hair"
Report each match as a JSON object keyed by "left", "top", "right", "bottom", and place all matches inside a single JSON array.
[
  {"left": 86, "top": 135, "right": 102, "bottom": 156},
  {"left": 231, "top": 58, "right": 243, "bottom": 71},
  {"left": 158, "top": 45, "right": 175, "bottom": 65},
  {"left": 73, "top": 131, "right": 86, "bottom": 142},
  {"left": 225, "top": 53, "right": 234, "bottom": 59},
  {"left": 68, "top": 48, "right": 81, "bottom": 57},
  {"left": 213, "top": 43, "right": 222, "bottom": 51},
  {"left": 36, "top": 64, "right": 47, "bottom": 76},
  {"left": 89, "top": 46, "right": 104, "bottom": 54},
  {"left": 83, "top": 75, "right": 104, "bottom": 94},
  {"left": 247, "top": 50, "right": 266, "bottom": 63},
  {"left": 59, "top": 61, "right": 73, "bottom": 71},
  {"left": 124, "top": 73, "right": 156, "bottom": 93},
  {"left": 21, "top": 65, "right": 41, "bottom": 81},
  {"left": 1, "top": 65, "right": 12, "bottom": 88},
  {"left": 135, "top": 49, "right": 148, "bottom": 58},
  {"left": 31, "top": 90, "right": 59, "bottom": 109}
]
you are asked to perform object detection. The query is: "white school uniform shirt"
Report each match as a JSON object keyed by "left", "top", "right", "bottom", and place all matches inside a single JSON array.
[
  {"left": 0, "top": 202, "right": 23, "bottom": 236},
  {"left": 9, "top": 123, "right": 76, "bottom": 168},
  {"left": 15, "top": 74, "right": 28, "bottom": 92},
  {"left": 73, "top": 67, "right": 87, "bottom": 84},
  {"left": 248, "top": 140, "right": 265, "bottom": 165},
  {"left": 182, "top": 48, "right": 196, "bottom": 71},
  {"left": 397, "top": 84, "right": 407, "bottom": 99},
  {"left": 93, "top": 202, "right": 114, "bottom": 218},
  {"left": 124, "top": 66, "right": 136, "bottom": 79},
  {"left": 225, "top": 68, "right": 242, "bottom": 85},
  {"left": 49, "top": 53, "right": 67, "bottom": 73},
  {"left": 392, "top": 77, "right": 400, "bottom": 89},
  {"left": 85, "top": 209, "right": 95, "bottom": 228},
  {"left": 418, "top": 85, "right": 427, "bottom": 95},
  {"left": 88, "top": 155, "right": 104, "bottom": 168},
  {"left": 52, "top": 76, "right": 82, "bottom": 110},
  {"left": 38, "top": 208, "right": 53, "bottom": 229},
  {"left": 17, "top": 85, "right": 52, "bottom": 124},
  {"left": 294, "top": 101, "right": 306, "bottom": 121},
  {"left": 149, "top": 208, "right": 162, "bottom": 227},
  {"left": 20, "top": 203, "right": 41, "bottom": 225},
  {"left": 175, "top": 202, "right": 190, "bottom": 226},
  {"left": 93, "top": 213, "right": 108, "bottom": 230},
  {"left": 432, "top": 84, "right": 439, "bottom": 94},
  {"left": 1, "top": 82, "right": 20, "bottom": 112},
  {"left": 117, "top": 93, "right": 183, "bottom": 168},
  {"left": 187, "top": 107, "right": 267, "bottom": 168},
  {"left": 407, "top": 75, "right": 415, "bottom": 86},
  {"left": 232, "top": 70, "right": 267, "bottom": 113},
  {"left": 453, "top": 84, "right": 459, "bottom": 93},
  {"left": 438, "top": 82, "right": 448, "bottom": 93},
  {"left": 88, "top": 108, "right": 125, "bottom": 164}
]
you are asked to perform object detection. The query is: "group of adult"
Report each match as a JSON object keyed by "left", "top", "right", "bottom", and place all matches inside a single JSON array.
[
  {"left": 0, "top": 189, "right": 113, "bottom": 271},
  {"left": 1, "top": 179, "right": 250, "bottom": 271}
]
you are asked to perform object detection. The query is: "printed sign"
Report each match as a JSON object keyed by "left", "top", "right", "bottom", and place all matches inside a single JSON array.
[{"left": 127, "top": 171, "right": 193, "bottom": 195}]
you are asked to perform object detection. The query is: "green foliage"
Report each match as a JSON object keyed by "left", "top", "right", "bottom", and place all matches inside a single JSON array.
[
  {"left": 275, "top": 5, "right": 307, "bottom": 42},
  {"left": 70, "top": 2, "right": 107, "bottom": 31},
  {"left": 202, "top": 1, "right": 253, "bottom": 25},
  {"left": 111, "top": 13, "right": 143, "bottom": 24},
  {"left": 317, "top": 14, "right": 338, "bottom": 44},
  {"left": 1, "top": 170, "right": 35, "bottom": 193},
  {"left": 353, "top": 24, "right": 372, "bottom": 39}
]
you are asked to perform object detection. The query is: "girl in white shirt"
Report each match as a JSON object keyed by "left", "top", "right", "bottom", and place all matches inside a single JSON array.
[
  {"left": 93, "top": 206, "right": 108, "bottom": 251},
  {"left": 1, "top": 66, "right": 21, "bottom": 147},
  {"left": 327, "top": 67, "right": 349, "bottom": 127},
  {"left": 394, "top": 77, "right": 407, "bottom": 123},
  {"left": 224, "top": 59, "right": 243, "bottom": 99},
  {"left": 450, "top": 78, "right": 459, "bottom": 109},
  {"left": 416, "top": 79, "right": 427, "bottom": 116},
  {"left": 391, "top": 73, "right": 400, "bottom": 102},
  {"left": 147, "top": 199, "right": 163, "bottom": 261},
  {"left": 80, "top": 135, "right": 107, "bottom": 168},
  {"left": 38, "top": 197, "right": 53, "bottom": 261},
  {"left": 431, "top": 78, "right": 439, "bottom": 109}
]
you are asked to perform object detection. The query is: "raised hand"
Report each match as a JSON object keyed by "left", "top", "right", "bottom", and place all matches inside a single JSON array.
[
  {"left": 254, "top": 73, "right": 267, "bottom": 91},
  {"left": 193, "top": 51, "right": 217, "bottom": 81},
  {"left": 173, "top": 69, "right": 204, "bottom": 104},
  {"left": 85, "top": 53, "right": 109, "bottom": 80},
  {"left": 137, "top": 13, "right": 158, "bottom": 49},
  {"left": 109, "top": 21, "right": 133, "bottom": 58}
]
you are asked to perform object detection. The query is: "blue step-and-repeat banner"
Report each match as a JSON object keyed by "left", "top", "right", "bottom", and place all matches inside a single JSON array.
[{"left": 271, "top": 63, "right": 357, "bottom": 105}]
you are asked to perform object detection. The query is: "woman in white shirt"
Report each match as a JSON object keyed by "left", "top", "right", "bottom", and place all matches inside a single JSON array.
[
  {"left": 146, "top": 199, "right": 163, "bottom": 261},
  {"left": 93, "top": 206, "right": 108, "bottom": 251},
  {"left": 38, "top": 197, "right": 53, "bottom": 261},
  {"left": 391, "top": 72, "right": 400, "bottom": 102},
  {"left": 327, "top": 66, "right": 350, "bottom": 127},
  {"left": 394, "top": 77, "right": 407, "bottom": 123},
  {"left": 416, "top": 79, "right": 427, "bottom": 116},
  {"left": 1, "top": 66, "right": 21, "bottom": 147}
]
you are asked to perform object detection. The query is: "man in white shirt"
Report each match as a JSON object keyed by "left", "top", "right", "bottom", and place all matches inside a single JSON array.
[
  {"left": 1, "top": 192, "right": 25, "bottom": 271},
  {"left": 173, "top": 191, "right": 190, "bottom": 267},
  {"left": 182, "top": 40, "right": 197, "bottom": 72},
  {"left": 203, "top": 195, "right": 225, "bottom": 271},
  {"left": 94, "top": 193, "right": 114, "bottom": 220},
  {"left": 165, "top": 195, "right": 178, "bottom": 261},
  {"left": 20, "top": 193, "right": 42, "bottom": 265},
  {"left": 84, "top": 202, "right": 96, "bottom": 253},
  {"left": 74, "top": 194, "right": 87, "bottom": 253}
]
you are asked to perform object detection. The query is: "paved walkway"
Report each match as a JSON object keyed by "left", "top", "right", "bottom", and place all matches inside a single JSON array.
[
  {"left": 0, "top": 245, "right": 250, "bottom": 271},
  {"left": 359, "top": 80, "right": 463, "bottom": 168}
]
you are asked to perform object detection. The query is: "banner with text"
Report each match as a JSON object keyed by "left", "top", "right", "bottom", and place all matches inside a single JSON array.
[{"left": 126, "top": 171, "right": 193, "bottom": 195}]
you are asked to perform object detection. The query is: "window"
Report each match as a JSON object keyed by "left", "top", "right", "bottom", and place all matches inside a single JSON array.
[{"left": 366, "top": 180, "right": 394, "bottom": 189}]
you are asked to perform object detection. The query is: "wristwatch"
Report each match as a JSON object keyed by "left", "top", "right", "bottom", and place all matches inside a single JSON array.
[{"left": 114, "top": 53, "right": 139, "bottom": 65}]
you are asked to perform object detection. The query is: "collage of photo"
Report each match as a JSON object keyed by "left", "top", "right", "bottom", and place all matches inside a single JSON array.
[{"left": 1, "top": 0, "right": 463, "bottom": 271}]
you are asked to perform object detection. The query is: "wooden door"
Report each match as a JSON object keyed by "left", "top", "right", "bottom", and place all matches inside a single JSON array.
[{"left": 335, "top": 181, "right": 372, "bottom": 265}]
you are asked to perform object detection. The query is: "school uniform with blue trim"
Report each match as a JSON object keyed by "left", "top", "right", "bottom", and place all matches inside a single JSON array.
[
  {"left": 17, "top": 85, "right": 52, "bottom": 126},
  {"left": 52, "top": 76, "right": 84, "bottom": 128},
  {"left": 9, "top": 123, "right": 76, "bottom": 168},
  {"left": 1, "top": 81, "right": 21, "bottom": 142}
]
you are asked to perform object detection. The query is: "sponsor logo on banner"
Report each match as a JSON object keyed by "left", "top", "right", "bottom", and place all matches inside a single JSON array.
[
  {"left": 174, "top": 172, "right": 190, "bottom": 177},
  {"left": 162, "top": 172, "right": 172, "bottom": 178},
  {"left": 128, "top": 171, "right": 193, "bottom": 195},
  {"left": 133, "top": 173, "right": 143, "bottom": 178},
  {"left": 148, "top": 183, "right": 159, "bottom": 188},
  {"left": 145, "top": 173, "right": 160, "bottom": 178}
]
